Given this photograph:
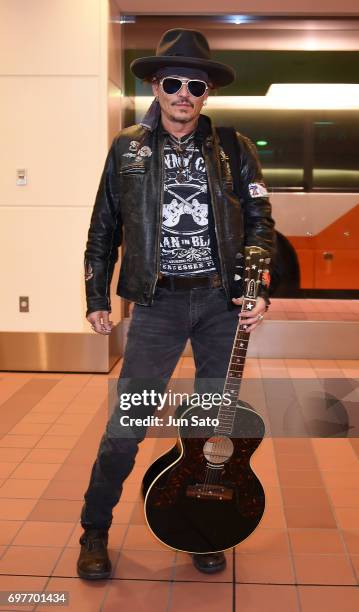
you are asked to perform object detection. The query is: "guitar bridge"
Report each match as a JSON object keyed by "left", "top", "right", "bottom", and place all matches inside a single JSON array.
[{"left": 186, "top": 484, "right": 233, "bottom": 501}]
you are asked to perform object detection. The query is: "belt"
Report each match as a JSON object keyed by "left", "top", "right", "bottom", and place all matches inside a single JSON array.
[{"left": 157, "top": 273, "right": 222, "bottom": 291}]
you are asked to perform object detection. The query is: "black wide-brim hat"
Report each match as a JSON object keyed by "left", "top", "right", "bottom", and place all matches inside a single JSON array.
[{"left": 130, "top": 28, "right": 235, "bottom": 88}]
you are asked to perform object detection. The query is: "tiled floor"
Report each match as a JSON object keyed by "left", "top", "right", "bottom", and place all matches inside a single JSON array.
[{"left": 0, "top": 356, "right": 358, "bottom": 611}]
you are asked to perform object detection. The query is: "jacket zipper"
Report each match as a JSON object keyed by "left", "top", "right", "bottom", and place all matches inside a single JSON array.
[
  {"left": 149, "top": 137, "right": 166, "bottom": 304},
  {"left": 203, "top": 140, "right": 229, "bottom": 299}
]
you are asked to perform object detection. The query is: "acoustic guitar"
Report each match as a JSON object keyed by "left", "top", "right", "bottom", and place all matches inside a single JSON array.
[{"left": 142, "top": 246, "right": 269, "bottom": 554}]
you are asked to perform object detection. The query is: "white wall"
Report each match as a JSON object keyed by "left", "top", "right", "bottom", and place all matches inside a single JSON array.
[{"left": 0, "top": 0, "right": 115, "bottom": 333}]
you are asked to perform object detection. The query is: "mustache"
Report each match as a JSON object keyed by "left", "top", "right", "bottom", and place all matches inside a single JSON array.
[{"left": 171, "top": 100, "right": 194, "bottom": 108}]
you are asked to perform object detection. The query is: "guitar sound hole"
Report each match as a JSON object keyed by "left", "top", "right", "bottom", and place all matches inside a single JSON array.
[{"left": 203, "top": 436, "right": 234, "bottom": 464}]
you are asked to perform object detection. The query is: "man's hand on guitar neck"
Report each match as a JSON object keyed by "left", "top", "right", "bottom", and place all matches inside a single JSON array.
[{"left": 232, "top": 296, "right": 267, "bottom": 332}]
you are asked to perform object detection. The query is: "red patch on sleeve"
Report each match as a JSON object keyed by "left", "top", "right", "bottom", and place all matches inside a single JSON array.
[{"left": 262, "top": 270, "right": 270, "bottom": 287}]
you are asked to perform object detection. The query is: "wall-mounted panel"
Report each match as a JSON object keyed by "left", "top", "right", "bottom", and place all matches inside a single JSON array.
[{"left": 0, "top": 76, "right": 103, "bottom": 207}]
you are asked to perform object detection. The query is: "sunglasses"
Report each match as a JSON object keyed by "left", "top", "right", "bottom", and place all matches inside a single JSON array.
[{"left": 159, "top": 77, "right": 208, "bottom": 98}]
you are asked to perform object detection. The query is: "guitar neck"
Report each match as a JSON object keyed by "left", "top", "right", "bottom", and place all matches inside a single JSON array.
[
  {"left": 223, "top": 297, "right": 256, "bottom": 402},
  {"left": 214, "top": 297, "right": 256, "bottom": 434},
  {"left": 214, "top": 246, "right": 268, "bottom": 435}
]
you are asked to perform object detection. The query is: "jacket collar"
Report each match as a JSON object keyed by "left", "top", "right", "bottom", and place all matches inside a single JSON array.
[{"left": 157, "top": 113, "right": 213, "bottom": 144}]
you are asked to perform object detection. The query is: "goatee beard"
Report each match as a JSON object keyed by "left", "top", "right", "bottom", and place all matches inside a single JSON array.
[{"left": 169, "top": 115, "right": 193, "bottom": 124}]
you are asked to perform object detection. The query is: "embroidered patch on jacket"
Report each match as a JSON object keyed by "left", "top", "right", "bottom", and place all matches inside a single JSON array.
[
  {"left": 262, "top": 269, "right": 271, "bottom": 287},
  {"left": 129, "top": 140, "right": 140, "bottom": 152},
  {"left": 219, "top": 146, "right": 234, "bottom": 191},
  {"left": 84, "top": 261, "right": 93, "bottom": 281},
  {"left": 248, "top": 182, "right": 269, "bottom": 198},
  {"left": 123, "top": 141, "right": 152, "bottom": 161}
]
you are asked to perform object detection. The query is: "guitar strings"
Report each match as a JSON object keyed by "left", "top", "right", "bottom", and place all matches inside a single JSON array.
[{"left": 201, "top": 253, "right": 264, "bottom": 493}]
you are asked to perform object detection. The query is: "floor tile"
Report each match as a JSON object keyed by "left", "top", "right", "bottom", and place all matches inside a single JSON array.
[
  {"left": 171, "top": 582, "right": 232, "bottom": 612},
  {"left": 281, "top": 486, "right": 331, "bottom": 508},
  {"left": 288, "top": 529, "right": 345, "bottom": 554},
  {"left": 277, "top": 468, "right": 324, "bottom": 487},
  {"left": 45, "top": 423, "right": 89, "bottom": 436},
  {"left": 273, "top": 438, "right": 313, "bottom": 453},
  {"left": 322, "top": 470, "right": 359, "bottom": 489},
  {"left": 114, "top": 549, "right": 175, "bottom": 580},
  {"left": 120, "top": 483, "right": 141, "bottom": 502},
  {"left": 24, "top": 448, "right": 71, "bottom": 463},
  {"left": 0, "top": 498, "right": 38, "bottom": 521},
  {"left": 9, "top": 422, "right": 51, "bottom": 435},
  {"left": 236, "top": 529, "right": 289, "bottom": 554},
  {"left": 122, "top": 524, "right": 170, "bottom": 552},
  {"left": 327, "top": 488, "right": 359, "bottom": 508},
  {"left": 335, "top": 508, "right": 359, "bottom": 529},
  {"left": 0, "top": 574, "right": 48, "bottom": 612},
  {"left": 0, "top": 462, "right": 18, "bottom": 478},
  {"left": 35, "top": 435, "right": 79, "bottom": 449},
  {"left": 341, "top": 530, "right": 359, "bottom": 554},
  {"left": 0, "top": 520, "right": 23, "bottom": 545},
  {"left": 37, "top": 576, "right": 110, "bottom": 612},
  {"left": 21, "top": 412, "right": 59, "bottom": 423},
  {"left": 293, "top": 553, "right": 356, "bottom": 585},
  {"left": 0, "top": 478, "right": 50, "bottom": 498},
  {"left": 41, "top": 480, "right": 84, "bottom": 501},
  {"left": 235, "top": 584, "right": 299, "bottom": 612},
  {"left": 275, "top": 453, "right": 318, "bottom": 470},
  {"left": 258, "top": 504, "right": 287, "bottom": 529},
  {"left": 0, "top": 434, "right": 43, "bottom": 448},
  {"left": 124, "top": 501, "right": 146, "bottom": 526},
  {"left": 263, "top": 486, "right": 283, "bottom": 507},
  {"left": 0, "top": 545, "right": 62, "bottom": 575},
  {"left": 9, "top": 462, "right": 62, "bottom": 480},
  {"left": 236, "top": 552, "right": 294, "bottom": 583},
  {"left": 12, "top": 521, "right": 74, "bottom": 547},
  {"left": 103, "top": 580, "right": 170, "bottom": 612},
  {"left": 298, "top": 585, "right": 359, "bottom": 611},
  {"left": 0, "top": 448, "right": 29, "bottom": 462},
  {"left": 112, "top": 501, "right": 136, "bottom": 524},
  {"left": 284, "top": 505, "right": 337, "bottom": 529},
  {"left": 27, "top": 499, "right": 82, "bottom": 522},
  {"left": 52, "top": 463, "right": 92, "bottom": 481},
  {"left": 350, "top": 554, "right": 359, "bottom": 580}
]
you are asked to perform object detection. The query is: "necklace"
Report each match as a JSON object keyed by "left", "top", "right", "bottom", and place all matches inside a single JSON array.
[{"left": 167, "top": 132, "right": 195, "bottom": 184}]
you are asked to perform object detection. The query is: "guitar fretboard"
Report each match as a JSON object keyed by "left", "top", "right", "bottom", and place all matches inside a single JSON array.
[{"left": 215, "top": 297, "right": 257, "bottom": 434}]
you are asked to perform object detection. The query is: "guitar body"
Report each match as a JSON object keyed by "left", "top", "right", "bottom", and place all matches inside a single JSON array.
[{"left": 143, "top": 400, "right": 265, "bottom": 553}]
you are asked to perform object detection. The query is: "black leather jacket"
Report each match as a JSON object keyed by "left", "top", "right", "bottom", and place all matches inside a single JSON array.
[{"left": 84, "top": 114, "right": 275, "bottom": 317}]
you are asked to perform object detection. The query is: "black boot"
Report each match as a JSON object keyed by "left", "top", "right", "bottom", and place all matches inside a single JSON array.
[
  {"left": 77, "top": 528, "right": 112, "bottom": 580},
  {"left": 192, "top": 552, "right": 226, "bottom": 574}
]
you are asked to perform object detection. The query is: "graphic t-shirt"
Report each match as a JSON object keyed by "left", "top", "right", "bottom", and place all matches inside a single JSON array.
[{"left": 160, "top": 132, "right": 216, "bottom": 276}]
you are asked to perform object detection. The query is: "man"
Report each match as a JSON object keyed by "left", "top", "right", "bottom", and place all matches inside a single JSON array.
[{"left": 77, "top": 28, "right": 275, "bottom": 580}]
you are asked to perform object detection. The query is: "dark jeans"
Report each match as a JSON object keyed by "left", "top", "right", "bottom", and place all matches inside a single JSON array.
[{"left": 80, "top": 285, "right": 241, "bottom": 530}]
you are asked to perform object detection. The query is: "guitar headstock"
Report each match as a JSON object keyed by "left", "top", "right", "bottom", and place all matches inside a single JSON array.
[{"left": 242, "top": 246, "right": 271, "bottom": 300}]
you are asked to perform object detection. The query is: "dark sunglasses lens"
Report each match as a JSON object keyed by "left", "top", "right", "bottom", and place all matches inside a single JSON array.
[
  {"left": 162, "top": 78, "right": 182, "bottom": 94},
  {"left": 188, "top": 80, "right": 207, "bottom": 97}
]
